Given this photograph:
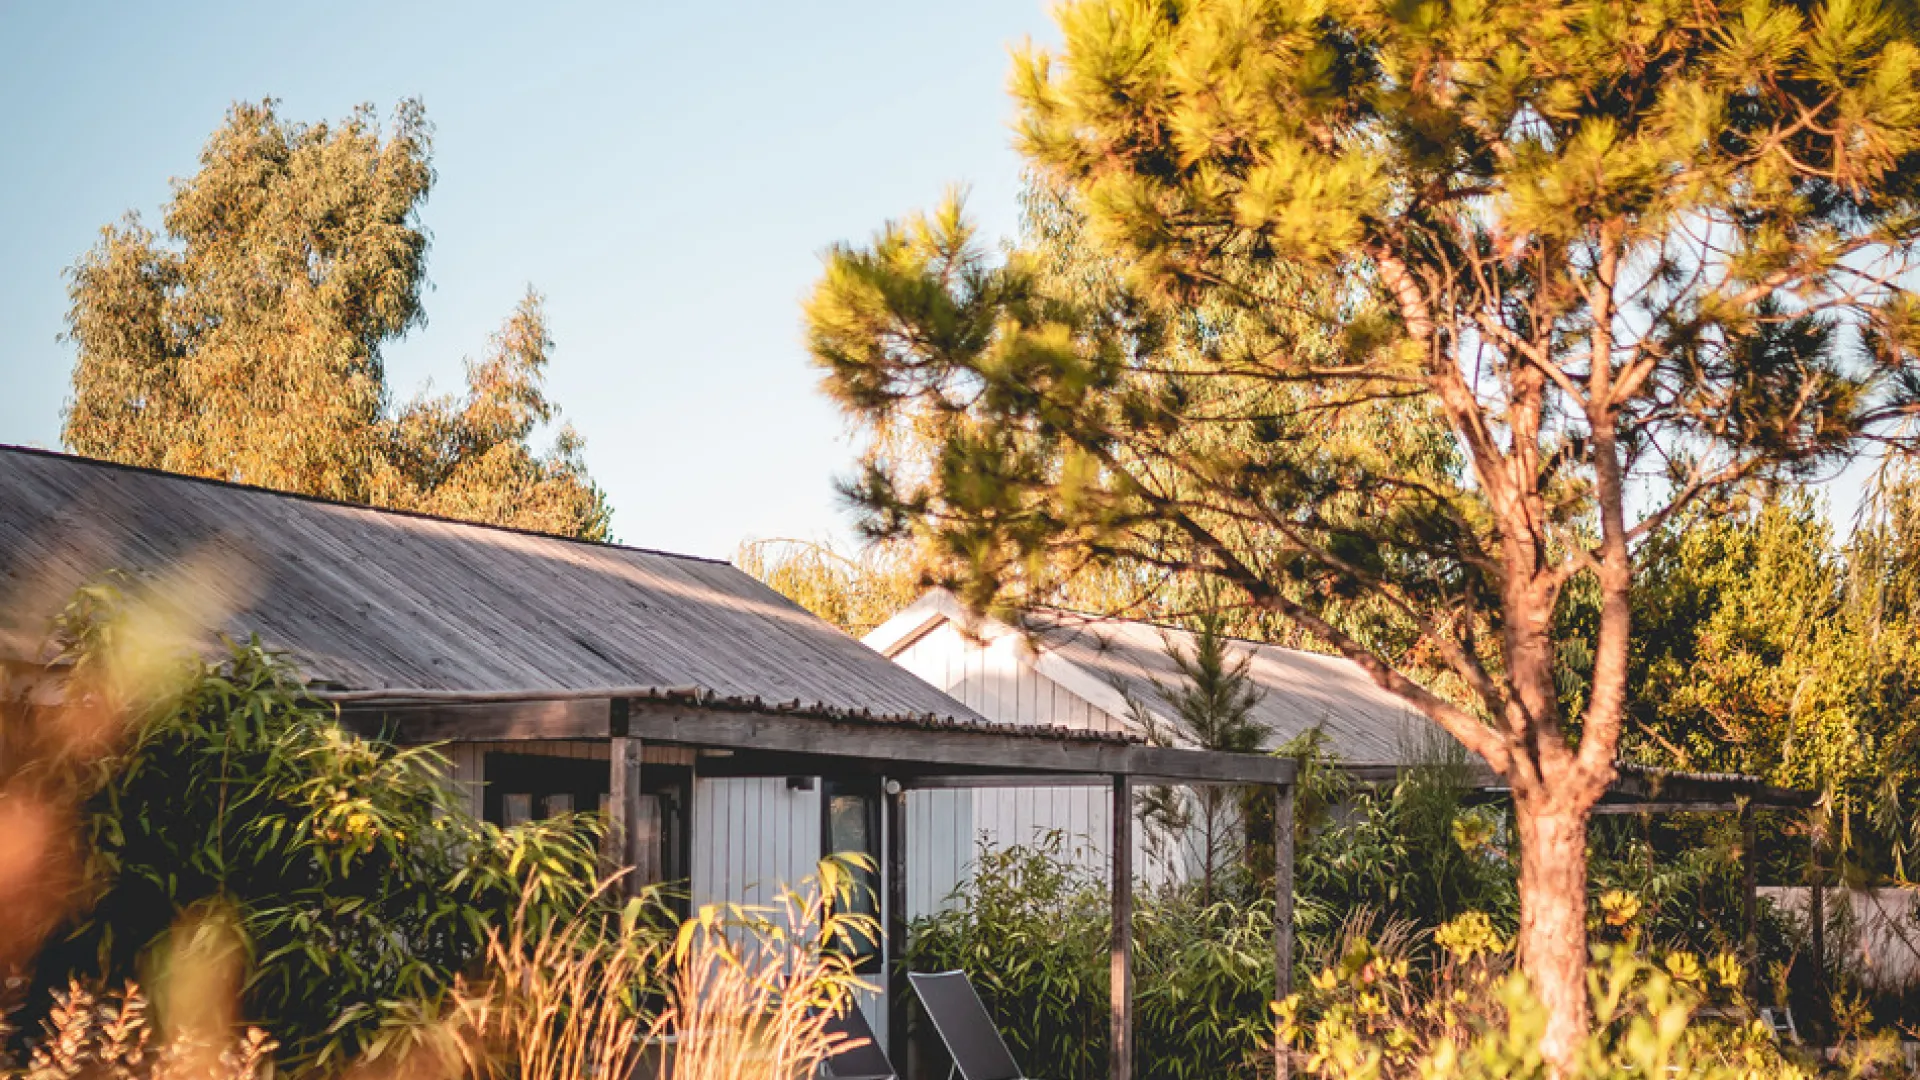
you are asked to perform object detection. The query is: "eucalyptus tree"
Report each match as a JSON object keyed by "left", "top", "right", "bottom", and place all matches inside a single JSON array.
[
  {"left": 64, "top": 99, "right": 608, "bottom": 540},
  {"left": 806, "top": 0, "right": 1920, "bottom": 1064}
]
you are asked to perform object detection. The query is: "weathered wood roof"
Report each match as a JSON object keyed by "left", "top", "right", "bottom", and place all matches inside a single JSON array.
[
  {"left": 0, "top": 446, "right": 985, "bottom": 725},
  {"left": 867, "top": 590, "right": 1454, "bottom": 767}
]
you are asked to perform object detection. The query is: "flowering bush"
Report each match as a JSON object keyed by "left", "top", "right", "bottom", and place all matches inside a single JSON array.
[{"left": 1279, "top": 909, "right": 1841, "bottom": 1080}]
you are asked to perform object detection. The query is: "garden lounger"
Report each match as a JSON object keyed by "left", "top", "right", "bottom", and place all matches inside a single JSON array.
[
  {"left": 820, "top": 1001, "right": 898, "bottom": 1080},
  {"left": 908, "top": 970, "right": 1043, "bottom": 1080},
  {"left": 1758, "top": 1006, "right": 1800, "bottom": 1045}
]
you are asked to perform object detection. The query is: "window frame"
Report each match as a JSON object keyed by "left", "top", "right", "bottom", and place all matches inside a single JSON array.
[{"left": 819, "top": 775, "right": 884, "bottom": 974}]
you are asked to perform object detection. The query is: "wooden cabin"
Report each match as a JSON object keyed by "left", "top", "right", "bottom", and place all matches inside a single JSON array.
[
  {"left": 866, "top": 589, "right": 1814, "bottom": 919},
  {"left": 864, "top": 589, "right": 1447, "bottom": 893},
  {"left": 0, "top": 446, "right": 1296, "bottom": 1080}
]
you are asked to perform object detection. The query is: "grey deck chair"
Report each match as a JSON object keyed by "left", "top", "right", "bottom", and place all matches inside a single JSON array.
[
  {"left": 908, "top": 970, "right": 1043, "bottom": 1080},
  {"left": 820, "top": 1002, "right": 897, "bottom": 1080}
]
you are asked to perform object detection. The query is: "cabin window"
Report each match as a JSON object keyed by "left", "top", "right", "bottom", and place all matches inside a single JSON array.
[
  {"left": 484, "top": 753, "right": 608, "bottom": 826},
  {"left": 821, "top": 777, "right": 883, "bottom": 973}
]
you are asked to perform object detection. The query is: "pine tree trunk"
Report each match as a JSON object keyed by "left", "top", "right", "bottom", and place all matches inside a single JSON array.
[{"left": 1514, "top": 793, "right": 1592, "bottom": 1076}]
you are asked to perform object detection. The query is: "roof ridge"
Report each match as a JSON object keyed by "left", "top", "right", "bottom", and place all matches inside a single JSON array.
[
  {"left": 1024, "top": 604, "right": 1354, "bottom": 665},
  {"left": 0, "top": 444, "right": 730, "bottom": 566}
]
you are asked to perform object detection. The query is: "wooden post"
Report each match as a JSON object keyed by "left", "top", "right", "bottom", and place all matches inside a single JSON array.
[
  {"left": 1740, "top": 802, "right": 1758, "bottom": 973},
  {"left": 1273, "top": 783, "right": 1296, "bottom": 1080},
  {"left": 1111, "top": 774, "right": 1134, "bottom": 1080},
  {"left": 885, "top": 781, "right": 911, "bottom": 1075},
  {"left": 609, "top": 734, "right": 651, "bottom": 895},
  {"left": 1811, "top": 829, "right": 1827, "bottom": 1001}
]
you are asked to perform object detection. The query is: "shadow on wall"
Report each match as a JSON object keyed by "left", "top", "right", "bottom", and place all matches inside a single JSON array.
[{"left": 1760, "top": 886, "right": 1920, "bottom": 990}]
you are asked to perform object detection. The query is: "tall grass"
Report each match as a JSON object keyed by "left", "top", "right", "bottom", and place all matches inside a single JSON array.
[
  {"left": 451, "top": 858, "right": 877, "bottom": 1080},
  {"left": 449, "top": 877, "right": 667, "bottom": 1080},
  {"left": 654, "top": 859, "right": 875, "bottom": 1080}
]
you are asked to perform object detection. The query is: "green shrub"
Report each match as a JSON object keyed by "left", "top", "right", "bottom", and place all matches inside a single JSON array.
[
  {"left": 908, "top": 835, "right": 1111, "bottom": 1077},
  {"left": 1289, "top": 733, "right": 1518, "bottom": 943},
  {"left": 1134, "top": 891, "right": 1278, "bottom": 1080},
  {"left": 30, "top": 636, "right": 613, "bottom": 1072},
  {"left": 907, "top": 832, "right": 1279, "bottom": 1080}
]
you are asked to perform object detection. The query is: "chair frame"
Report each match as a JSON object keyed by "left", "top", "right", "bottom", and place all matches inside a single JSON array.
[{"left": 908, "top": 970, "right": 1035, "bottom": 1080}]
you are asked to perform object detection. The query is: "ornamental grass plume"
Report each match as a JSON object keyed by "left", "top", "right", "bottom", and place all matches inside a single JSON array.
[
  {"left": 452, "top": 857, "right": 877, "bottom": 1080},
  {"left": 448, "top": 874, "right": 667, "bottom": 1080},
  {"left": 648, "top": 857, "right": 878, "bottom": 1080},
  {"left": 22, "top": 979, "right": 275, "bottom": 1080}
]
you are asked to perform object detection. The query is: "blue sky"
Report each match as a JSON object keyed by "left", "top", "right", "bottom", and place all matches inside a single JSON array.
[{"left": 0, "top": 1, "right": 1055, "bottom": 558}]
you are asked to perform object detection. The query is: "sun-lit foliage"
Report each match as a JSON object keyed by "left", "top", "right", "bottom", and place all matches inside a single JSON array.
[
  {"left": 1283, "top": 912, "right": 1829, "bottom": 1080},
  {"left": 808, "top": 0, "right": 1920, "bottom": 1059},
  {"left": 63, "top": 99, "right": 609, "bottom": 540},
  {"left": 8, "top": 585, "right": 611, "bottom": 1072},
  {"left": 734, "top": 537, "right": 925, "bottom": 638}
]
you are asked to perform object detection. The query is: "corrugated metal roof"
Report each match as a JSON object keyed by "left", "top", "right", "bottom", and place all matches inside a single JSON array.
[
  {"left": 0, "top": 446, "right": 985, "bottom": 725},
  {"left": 866, "top": 591, "right": 1456, "bottom": 767},
  {"left": 1016, "top": 609, "right": 1457, "bottom": 767}
]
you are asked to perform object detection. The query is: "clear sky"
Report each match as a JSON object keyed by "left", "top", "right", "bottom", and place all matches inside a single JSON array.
[{"left": 0, "top": 0, "right": 1056, "bottom": 558}]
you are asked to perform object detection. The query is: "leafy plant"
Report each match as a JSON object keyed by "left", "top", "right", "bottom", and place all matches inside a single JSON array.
[
  {"left": 907, "top": 834, "right": 1111, "bottom": 1078},
  {"left": 1291, "top": 736, "right": 1518, "bottom": 941},
  {"left": 27, "top": 629, "right": 609, "bottom": 1072},
  {"left": 1282, "top": 912, "right": 1830, "bottom": 1080},
  {"left": 909, "top": 832, "right": 1283, "bottom": 1080}
]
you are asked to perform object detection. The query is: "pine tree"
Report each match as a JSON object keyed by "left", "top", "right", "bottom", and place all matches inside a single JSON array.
[
  {"left": 1135, "top": 615, "right": 1269, "bottom": 905},
  {"left": 806, "top": 0, "right": 1920, "bottom": 1064}
]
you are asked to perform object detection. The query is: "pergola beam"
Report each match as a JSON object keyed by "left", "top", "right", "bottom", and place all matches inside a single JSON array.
[{"left": 340, "top": 696, "right": 1298, "bottom": 786}]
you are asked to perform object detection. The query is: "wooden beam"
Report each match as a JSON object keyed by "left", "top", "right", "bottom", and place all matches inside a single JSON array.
[
  {"left": 1592, "top": 801, "right": 1742, "bottom": 816},
  {"left": 1273, "top": 783, "right": 1296, "bottom": 1080},
  {"left": 885, "top": 781, "right": 910, "bottom": 1072},
  {"left": 1811, "top": 833, "right": 1827, "bottom": 1002},
  {"left": 1128, "top": 746, "right": 1294, "bottom": 786},
  {"left": 620, "top": 700, "right": 1296, "bottom": 785},
  {"left": 1339, "top": 762, "right": 1504, "bottom": 789},
  {"left": 624, "top": 700, "right": 1131, "bottom": 773},
  {"left": 903, "top": 772, "right": 1283, "bottom": 791},
  {"left": 902, "top": 774, "right": 1111, "bottom": 790},
  {"left": 1111, "top": 774, "right": 1134, "bottom": 1080},
  {"left": 343, "top": 698, "right": 614, "bottom": 741}
]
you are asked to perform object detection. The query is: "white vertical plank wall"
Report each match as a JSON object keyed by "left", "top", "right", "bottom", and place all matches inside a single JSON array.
[
  {"left": 690, "top": 777, "right": 821, "bottom": 908},
  {"left": 889, "top": 620, "right": 1179, "bottom": 920}
]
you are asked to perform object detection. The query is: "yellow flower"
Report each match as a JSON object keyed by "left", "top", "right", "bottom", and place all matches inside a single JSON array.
[
  {"left": 1452, "top": 813, "right": 1496, "bottom": 853},
  {"left": 1664, "top": 951, "right": 1703, "bottom": 984},
  {"left": 1434, "top": 912, "right": 1505, "bottom": 961},
  {"left": 1709, "top": 951, "right": 1745, "bottom": 989},
  {"left": 1600, "top": 889, "right": 1641, "bottom": 927}
]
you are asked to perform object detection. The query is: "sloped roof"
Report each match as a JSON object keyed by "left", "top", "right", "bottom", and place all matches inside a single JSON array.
[
  {"left": 867, "top": 590, "right": 1456, "bottom": 767},
  {"left": 0, "top": 446, "right": 983, "bottom": 724}
]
